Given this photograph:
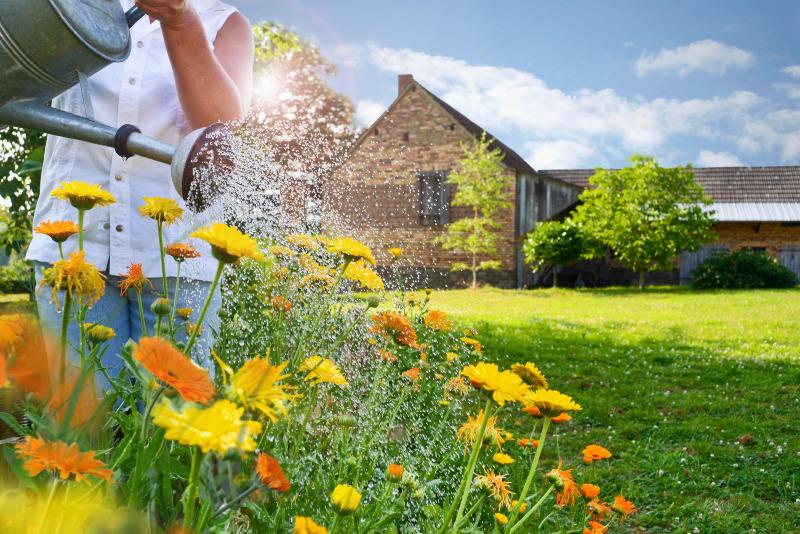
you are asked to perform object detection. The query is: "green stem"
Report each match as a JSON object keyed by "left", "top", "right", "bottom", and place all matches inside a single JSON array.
[
  {"left": 136, "top": 289, "right": 147, "bottom": 337},
  {"left": 185, "top": 260, "right": 224, "bottom": 354},
  {"left": 212, "top": 483, "right": 260, "bottom": 519},
  {"left": 77, "top": 209, "right": 84, "bottom": 251},
  {"left": 330, "top": 514, "right": 340, "bottom": 533},
  {"left": 59, "top": 293, "right": 72, "bottom": 385},
  {"left": 439, "top": 397, "right": 493, "bottom": 533},
  {"left": 183, "top": 446, "right": 203, "bottom": 530},
  {"left": 170, "top": 262, "right": 182, "bottom": 337},
  {"left": 57, "top": 242, "right": 64, "bottom": 259},
  {"left": 453, "top": 494, "right": 486, "bottom": 530},
  {"left": 38, "top": 479, "right": 60, "bottom": 534},
  {"left": 139, "top": 386, "right": 164, "bottom": 441},
  {"left": 157, "top": 221, "right": 175, "bottom": 335},
  {"left": 506, "top": 416, "right": 551, "bottom": 530},
  {"left": 508, "top": 486, "right": 554, "bottom": 534}
]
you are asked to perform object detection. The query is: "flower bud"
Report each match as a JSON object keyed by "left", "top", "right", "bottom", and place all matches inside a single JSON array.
[
  {"left": 366, "top": 295, "right": 381, "bottom": 308},
  {"left": 335, "top": 414, "right": 357, "bottom": 428},
  {"left": 331, "top": 484, "right": 361, "bottom": 515},
  {"left": 387, "top": 463, "right": 404, "bottom": 482},
  {"left": 151, "top": 297, "right": 170, "bottom": 316}
]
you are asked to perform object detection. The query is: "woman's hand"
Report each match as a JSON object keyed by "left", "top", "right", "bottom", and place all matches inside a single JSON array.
[{"left": 135, "top": 0, "right": 195, "bottom": 30}]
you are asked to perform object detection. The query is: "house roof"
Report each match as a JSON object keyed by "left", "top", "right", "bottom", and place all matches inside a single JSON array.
[{"left": 539, "top": 166, "right": 800, "bottom": 202}]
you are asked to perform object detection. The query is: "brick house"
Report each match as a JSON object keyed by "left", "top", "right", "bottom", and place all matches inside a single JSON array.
[{"left": 325, "top": 74, "right": 800, "bottom": 287}]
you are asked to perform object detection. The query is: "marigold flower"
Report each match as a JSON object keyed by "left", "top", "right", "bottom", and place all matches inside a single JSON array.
[
  {"left": 299, "top": 272, "right": 335, "bottom": 290},
  {"left": 517, "top": 438, "right": 539, "bottom": 448},
  {"left": 371, "top": 311, "right": 419, "bottom": 348},
  {"left": 83, "top": 323, "right": 115, "bottom": 343},
  {"left": 52, "top": 181, "right": 115, "bottom": 210},
  {"left": 15, "top": 435, "right": 112, "bottom": 483},
  {"left": 133, "top": 337, "right": 214, "bottom": 403},
  {"left": 457, "top": 410, "right": 507, "bottom": 450},
  {"left": 461, "top": 362, "right": 530, "bottom": 406},
  {"left": 0, "top": 314, "right": 26, "bottom": 351},
  {"left": 403, "top": 367, "right": 420, "bottom": 381},
  {"left": 582, "top": 444, "right": 612, "bottom": 463},
  {"left": 331, "top": 484, "right": 361, "bottom": 514},
  {"left": 378, "top": 349, "right": 397, "bottom": 362},
  {"left": 34, "top": 220, "right": 79, "bottom": 243},
  {"left": 511, "top": 362, "right": 548, "bottom": 389},
  {"left": 256, "top": 452, "right": 291, "bottom": 492},
  {"left": 219, "top": 357, "right": 297, "bottom": 422},
  {"left": 460, "top": 336, "right": 482, "bottom": 354},
  {"left": 612, "top": 495, "right": 636, "bottom": 517},
  {"left": 285, "top": 233, "right": 319, "bottom": 251},
  {"left": 587, "top": 498, "right": 612, "bottom": 521},
  {"left": 294, "top": 516, "right": 327, "bottom": 534},
  {"left": 387, "top": 247, "right": 404, "bottom": 259},
  {"left": 581, "top": 483, "right": 601, "bottom": 500},
  {"left": 493, "top": 452, "right": 514, "bottom": 465},
  {"left": 139, "top": 196, "right": 183, "bottom": 225},
  {"left": 186, "top": 323, "right": 202, "bottom": 336},
  {"left": 511, "top": 499, "right": 527, "bottom": 513},
  {"left": 117, "top": 263, "right": 150, "bottom": 296},
  {"left": 151, "top": 398, "right": 262, "bottom": 454},
  {"left": 583, "top": 521, "right": 608, "bottom": 534},
  {"left": 344, "top": 259, "right": 385, "bottom": 290},
  {"left": 299, "top": 356, "right": 348, "bottom": 387},
  {"left": 151, "top": 297, "right": 171, "bottom": 316},
  {"left": 444, "top": 376, "right": 470, "bottom": 397},
  {"left": 40, "top": 251, "right": 105, "bottom": 308},
  {"left": 270, "top": 244, "right": 297, "bottom": 259},
  {"left": 552, "top": 412, "right": 572, "bottom": 424},
  {"left": 271, "top": 296, "right": 293, "bottom": 312},
  {"left": 387, "top": 463, "right": 404, "bottom": 481},
  {"left": 165, "top": 243, "right": 200, "bottom": 262},
  {"left": 190, "top": 222, "right": 265, "bottom": 264},
  {"left": 494, "top": 513, "right": 508, "bottom": 525},
  {"left": 177, "top": 307, "right": 193, "bottom": 320},
  {"left": 545, "top": 467, "right": 580, "bottom": 507},
  {"left": 525, "top": 389, "right": 582, "bottom": 417},
  {"left": 327, "top": 237, "right": 376, "bottom": 265},
  {"left": 446, "top": 351, "right": 458, "bottom": 362},
  {"left": 48, "top": 370, "right": 101, "bottom": 429},
  {"left": 423, "top": 310, "right": 452, "bottom": 332},
  {"left": 474, "top": 470, "right": 513, "bottom": 509}
]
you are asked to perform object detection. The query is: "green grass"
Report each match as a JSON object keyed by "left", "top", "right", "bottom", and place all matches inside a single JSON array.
[{"left": 429, "top": 287, "right": 800, "bottom": 533}]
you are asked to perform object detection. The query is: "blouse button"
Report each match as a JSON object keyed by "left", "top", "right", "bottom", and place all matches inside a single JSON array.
[
  {"left": 137, "top": 41, "right": 144, "bottom": 48},
  {"left": 103, "top": 222, "right": 110, "bottom": 230},
  {"left": 129, "top": 78, "right": 137, "bottom": 86},
  {"left": 115, "top": 225, "right": 124, "bottom": 232}
]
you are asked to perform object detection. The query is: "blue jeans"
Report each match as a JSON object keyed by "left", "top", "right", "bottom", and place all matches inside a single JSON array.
[{"left": 33, "top": 261, "right": 221, "bottom": 388}]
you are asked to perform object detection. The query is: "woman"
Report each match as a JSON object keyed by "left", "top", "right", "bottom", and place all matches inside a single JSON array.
[{"left": 26, "top": 0, "right": 254, "bottom": 378}]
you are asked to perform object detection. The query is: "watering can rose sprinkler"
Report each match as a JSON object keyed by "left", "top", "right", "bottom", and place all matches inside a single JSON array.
[{"left": 0, "top": 0, "right": 233, "bottom": 210}]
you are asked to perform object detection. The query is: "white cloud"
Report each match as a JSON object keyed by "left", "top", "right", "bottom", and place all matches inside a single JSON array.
[
  {"left": 696, "top": 149, "right": 743, "bottom": 167},
  {"left": 355, "top": 99, "right": 386, "bottom": 127},
  {"left": 782, "top": 65, "right": 800, "bottom": 78},
  {"left": 635, "top": 39, "right": 754, "bottom": 77},
  {"left": 775, "top": 83, "right": 800, "bottom": 99},
  {"left": 340, "top": 43, "right": 800, "bottom": 167}
]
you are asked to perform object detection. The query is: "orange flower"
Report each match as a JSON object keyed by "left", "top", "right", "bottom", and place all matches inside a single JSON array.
[
  {"left": 423, "top": 310, "right": 452, "bottom": 332},
  {"left": 517, "top": 438, "right": 539, "bottom": 449},
  {"left": 587, "top": 498, "right": 612, "bottom": 521},
  {"left": 34, "top": 220, "right": 79, "bottom": 243},
  {"left": 403, "top": 367, "right": 420, "bottom": 381},
  {"left": 371, "top": 311, "right": 419, "bottom": 348},
  {"left": 523, "top": 405, "right": 543, "bottom": 418},
  {"left": 165, "top": 243, "right": 201, "bottom": 262},
  {"left": 612, "top": 495, "right": 636, "bottom": 517},
  {"left": 583, "top": 521, "right": 608, "bottom": 534},
  {"left": 582, "top": 445, "right": 612, "bottom": 463},
  {"left": 378, "top": 349, "right": 397, "bottom": 362},
  {"left": 271, "top": 296, "right": 292, "bottom": 312},
  {"left": 256, "top": 453, "right": 291, "bottom": 492},
  {"left": 15, "top": 435, "right": 112, "bottom": 483},
  {"left": 387, "top": 463, "right": 404, "bottom": 481},
  {"left": 552, "top": 412, "right": 572, "bottom": 424},
  {"left": 48, "top": 370, "right": 101, "bottom": 429},
  {"left": 133, "top": 337, "right": 214, "bottom": 404},
  {"left": 118, "top": 263, "right": 150, "bottom": 295},
  {"left": 581, "top": 483, "right": 600, "bottom": 500},
  {"left": 544, "top": 467, "right": 579, "bottom": 507}
]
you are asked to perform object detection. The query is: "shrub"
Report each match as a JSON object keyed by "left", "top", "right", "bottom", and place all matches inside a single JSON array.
[
  {"left": 0, "top": 255, "right": 33, "bottom": 294},
  {"left": 692, "top": 249, "right": 798, "bottom": 289}
]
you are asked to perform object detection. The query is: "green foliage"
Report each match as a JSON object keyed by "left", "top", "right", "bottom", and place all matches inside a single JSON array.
[
  {"left": 522, "top": 220, "right": 587, "bottom": 270},
  {"left": 691, "top": 249, "right": 798, "bottom": 289},
  {"left": 573, "top": 155, "right": 716, "bottom": 287},
  {"left": 0, "top": 255, "right": 33, "bottom": 294},
  {"left": 0, "top": 127, "right": 45, "bottom": 247},
  {"left": 434, "top": 134, "right": 513, "bottom": 287}
]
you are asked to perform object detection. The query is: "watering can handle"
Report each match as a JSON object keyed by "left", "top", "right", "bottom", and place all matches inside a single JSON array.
[{"left": 125, "top": 6, "right": 147, "bottom": 28}]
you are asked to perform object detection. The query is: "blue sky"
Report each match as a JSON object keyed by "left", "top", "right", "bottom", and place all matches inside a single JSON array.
[{"left": 227, "top": 0, "right": 800, "bottom": 169}]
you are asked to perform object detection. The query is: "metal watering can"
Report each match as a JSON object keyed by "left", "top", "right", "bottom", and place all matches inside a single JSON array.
[{"left": 0, "top": 0, "right": 232, "bottom": 210}]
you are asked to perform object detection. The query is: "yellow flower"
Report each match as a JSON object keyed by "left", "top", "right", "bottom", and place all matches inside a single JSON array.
[
  {"left": 423, "top": 310, "right": 452, "bottom": 332},
  {"left": 461, "top": 362, "right": 530, "bottom": 406},
  {"left": 138, "top": 196, "right": 183, "bottom": 225},
  {"left": 151, "top": 398, "right": 262, "bottom": 454},
  {"left": 511, "top": 362, "right": 548, "bottom": 389},
  {"left": 299, "top": 356, "right": 348, "bottom": 387},
  {"left": 216, "top": 356, "right": 297, "bottom": 422},
  {"left": 331, "top": 484, "right": 361, "bottom": 515},
  {"left": 446, "top": 352, "right": 459, "bottom": 362},
  {"left": 39, "top": 251, "right": 105, "bottom": 308},
  {"left": 387, "top": 247, "right": 404, "bottom": 259},
  {"left": 34, "top": 220, "right": 79, "bottom": 243},
  {"left": 493, "top": 452, "right": 514, "bottom": 465},
  {"left": 461, "top": 336, "right": 482, "bottom": 354},
  {"left": 286, "top": 234, "right": 319, "bottom": 251},
  {"left": 457, "top": 409, "right": 506, "bottom": 450},
  {"left": 444, "top": 376, "right": 470, "bottom": 398},
  {"left": 327, "top": 237, "right": 376, "bottom": 265},
  {"left": 191, "top": 222, "right": 265, "bottom": 264},
  {"left": 344, "top": 260, "right": 385, "bottom": 291},
  {"left": 294, "top": 516, "right": 328, "bottom": 534},
  {"left": 270, "top": 244, "right": 297, "bottom": 259},
  {"left": 83, "top": 323, "right": 115, "bottom": 343},
  {"left": 525, "top": 389, "right": 582, "bottom": 418},
  {"left": 300, "top": 272, "right": 335, "bottom": 290},
  {"left": 177, "top": 307, "right": 193, "bottom": 320},
  {"left": 494, "top": 513, "right": 508, "bottom": 525},
  {"left": 474, "top": 470, "right": 513, "bottom": 509},
  {"left": 51, "top": 181, "right": 115, "bottom": 210}
]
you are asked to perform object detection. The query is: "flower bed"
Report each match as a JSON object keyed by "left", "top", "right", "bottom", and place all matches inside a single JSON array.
[{"left": 0, "top": 181, "right": 636, "bottom": 533}]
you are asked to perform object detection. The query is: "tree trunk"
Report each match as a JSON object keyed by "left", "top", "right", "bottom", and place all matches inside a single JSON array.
[
  {"left": 638, "top": 270, "right": 645, "bottom": 289},
  {"left": 471, "top": 251, "right": 477, "bottom": 289},
  {"left": 552, "top": 266, "right": 558, "bottom": 288}
]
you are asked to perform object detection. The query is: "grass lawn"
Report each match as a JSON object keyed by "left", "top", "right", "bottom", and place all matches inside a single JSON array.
[{"left": 429, "top": 287, "right": 800, "bottom": 533}]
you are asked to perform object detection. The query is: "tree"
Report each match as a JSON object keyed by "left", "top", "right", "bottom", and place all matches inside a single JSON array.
[
  {"left": 573, "top": 155, "right": 716, "bottom": 288},
  {"left": 522, "top": 220, "right": 588, "bottom": 287},
  {"left": 434, "top": 134, "right": 512, "bottom": 289},
  {"left": 0, "top": 127, "right": 45, "bottom": 253}
]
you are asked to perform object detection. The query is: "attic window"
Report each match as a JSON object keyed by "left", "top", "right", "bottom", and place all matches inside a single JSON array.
[
  {"left": 418, "top": 171, "right": 450, "bottom": 226},
  {"left": 373, "top": 128, "right": 379, "bottom": 136},
  {"left": 449, "top": 123, "right": 455, "bottom": 131},
  {"left": 403, "top": 132, "right": 410, "bottom": 142}
]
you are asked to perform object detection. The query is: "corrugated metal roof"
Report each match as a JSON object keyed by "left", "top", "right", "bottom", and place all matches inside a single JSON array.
[{"left": 704, "top": 203, "right": 800, "bottom": 222}]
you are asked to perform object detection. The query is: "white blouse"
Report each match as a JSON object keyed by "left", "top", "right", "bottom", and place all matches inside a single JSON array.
[{"left": 26, "top": 0, "right": 237, "bottom": 281}]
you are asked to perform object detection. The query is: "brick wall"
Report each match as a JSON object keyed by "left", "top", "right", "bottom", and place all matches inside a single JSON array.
[
  {"left": 325, "top": 83, "right": 518, "bottom": 278},
  {"left": 712, "top": 222, "right": 800, "bottom": 256}
]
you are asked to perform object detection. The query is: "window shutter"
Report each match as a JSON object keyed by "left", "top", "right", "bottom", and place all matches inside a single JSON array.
[{"left": 418, "top": 171, "right": 451, "bottom": 226}]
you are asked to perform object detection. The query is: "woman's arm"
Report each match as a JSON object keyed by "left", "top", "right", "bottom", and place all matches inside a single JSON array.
[{"left": 135, "top": 1, "right": 254, "bottom": 129}]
